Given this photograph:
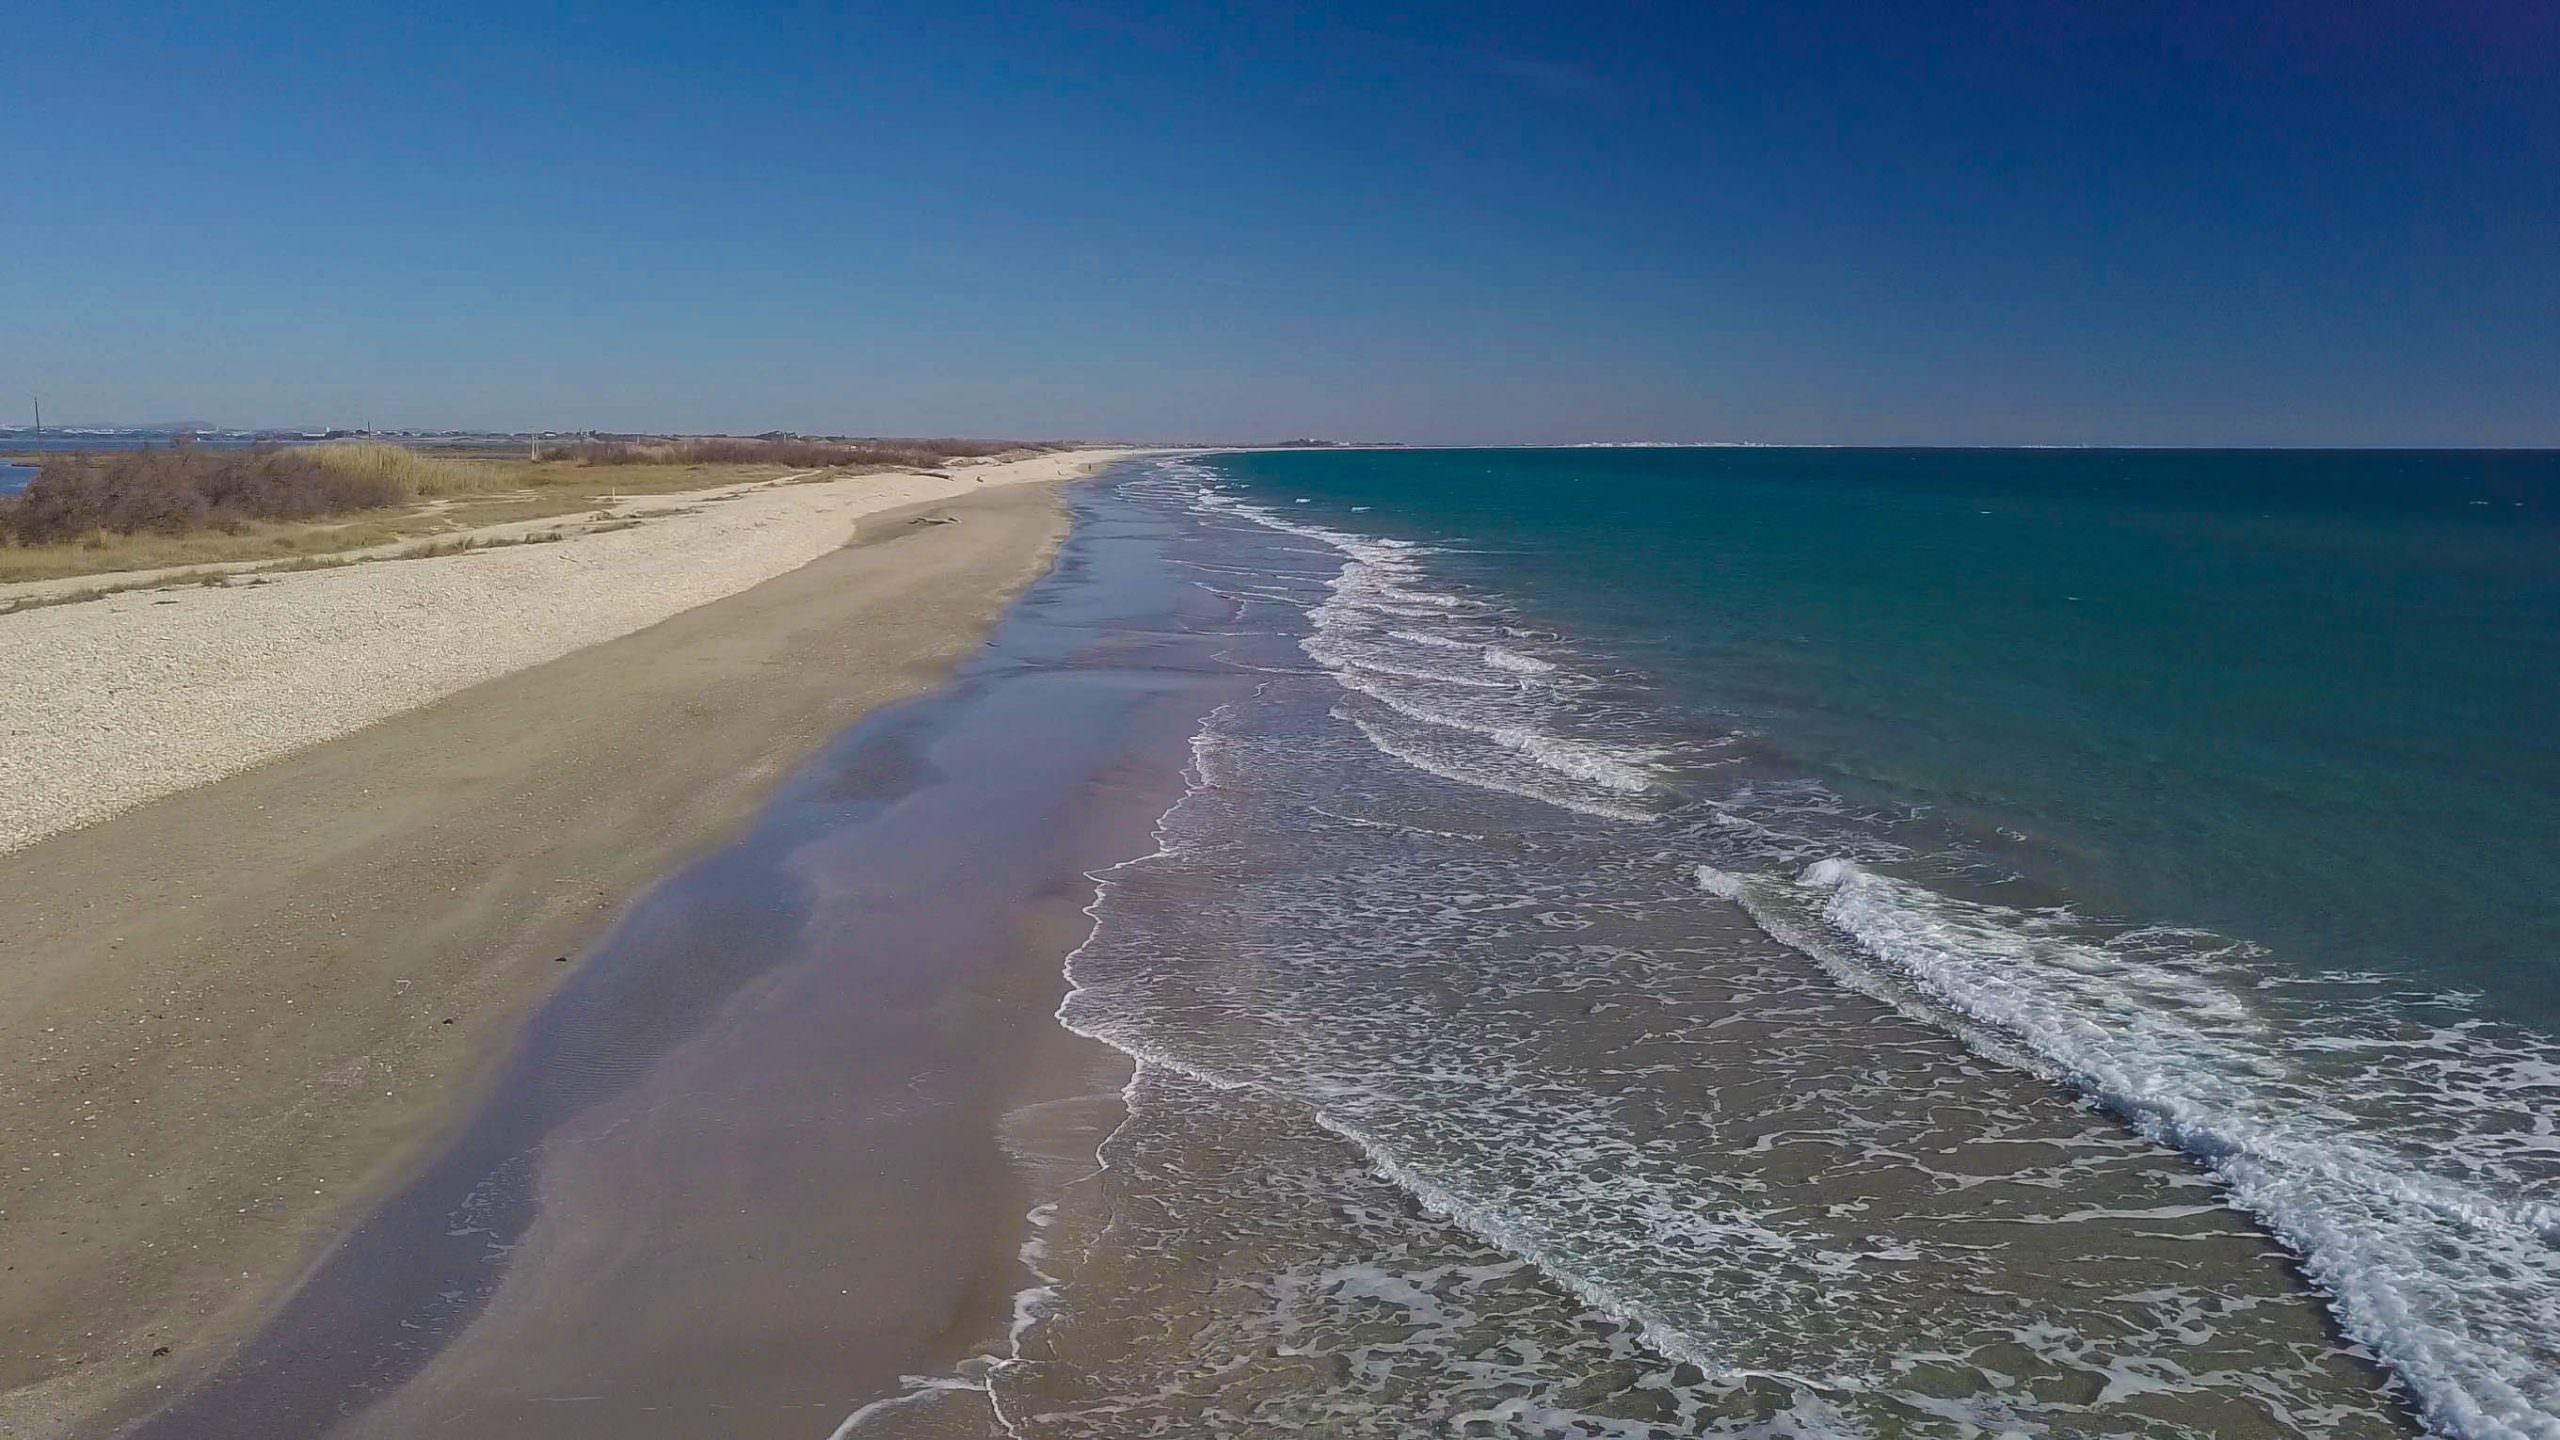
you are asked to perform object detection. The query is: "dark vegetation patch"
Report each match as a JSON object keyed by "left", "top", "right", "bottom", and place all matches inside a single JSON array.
[
  {"left": 0, "top": 448, "right": 402, "bottom": 545},
  {"left": 0, "top": 437, "right": 1064, "bottom": 551}
]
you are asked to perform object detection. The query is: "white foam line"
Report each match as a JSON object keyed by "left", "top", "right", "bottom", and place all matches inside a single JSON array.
[
  {"left": 827, "top": 1376, "right": 992, "bottom": 1440},
  {"left": 1700, "top": 858, "right": 2560, "bottom": 1440},
  {"left": 829, "top": 690, "right": 1255, "bottom": 1439},
  {"left": 1333, "top": 673, "right": 1660, "bottom": 794},
  {"left": 1028, "top": 675, "right": 1762, "bottom": 1412},
  {"left": 1389, "top": 627, "right": 1478, "bottom": 650},
  {"left": 1044, "top": 728, "right": 1828, "bottom": 1394},
  {"left": 1299, "top": 1110, "right": 1866, "bottom": 1406},
  {"left": 1196, "top": 488, "right": 1670, "bottom": 813},
  {"left": 1303, "top": 636, "right": 1515, "bottom": 689},
  {"left": 1343, "top": 713, "right": 1658, "bottom": 825}
]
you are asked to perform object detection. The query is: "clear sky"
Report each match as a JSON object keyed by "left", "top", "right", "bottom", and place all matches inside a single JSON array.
[{"left": 5, "top": 1, "right": 2555, "bottom": 444}]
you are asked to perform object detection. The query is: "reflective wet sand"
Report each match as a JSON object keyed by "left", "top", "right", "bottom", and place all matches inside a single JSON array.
[{"left": 117, "top": 473, "right": 1237, "bottom": 1439}]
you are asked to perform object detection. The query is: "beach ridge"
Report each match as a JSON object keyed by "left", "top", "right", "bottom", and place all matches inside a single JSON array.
[{"left": 0, "top": 448, "right": 1142, "bottom": 856}]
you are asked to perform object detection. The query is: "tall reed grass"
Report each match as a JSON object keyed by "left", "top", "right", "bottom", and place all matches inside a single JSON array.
[{"left": 299, "top": 441, "right": 510, "bottom": 497}]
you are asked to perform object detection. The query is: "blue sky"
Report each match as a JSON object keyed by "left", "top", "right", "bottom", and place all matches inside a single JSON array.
[{"left": 5, "top": 1, "right": 2554, "bottom": 444}]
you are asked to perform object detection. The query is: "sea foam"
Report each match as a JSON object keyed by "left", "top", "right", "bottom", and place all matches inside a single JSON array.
[
  {"left": 1195, "top": 488, "right": 1668, "bottom": 816},
  {"left": 860, "top": 457, "right": 2534, "bottom": 1440},
  {"left": 1700, "top": 858, "right": 2560, "bottom": 1440},
  {"left": 1196, "top": 463, "right": 2555, "bottom": 1436}
]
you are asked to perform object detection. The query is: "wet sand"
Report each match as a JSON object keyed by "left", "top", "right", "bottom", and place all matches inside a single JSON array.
[
  {"left": 0, "top": 480, "right": 1095, "bottom": 1439},
  {"left": 92, "top": 469, "right": 1237, "bottom": 1437}
]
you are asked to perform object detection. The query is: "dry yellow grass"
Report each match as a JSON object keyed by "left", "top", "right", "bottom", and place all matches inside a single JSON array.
[
  {"left": 299, "top": 441, "right": 517, "bottom": 498},
  {"left": 0, "top": 518, "right": 416, "bottom": 583}
]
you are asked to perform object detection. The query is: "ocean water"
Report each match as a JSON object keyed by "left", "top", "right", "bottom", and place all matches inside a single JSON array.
[{"left": 856, "top": 451, "right": 2559, "bottom": 1440}]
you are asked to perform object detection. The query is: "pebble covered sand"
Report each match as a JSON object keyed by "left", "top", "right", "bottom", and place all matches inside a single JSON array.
[{"left": 0, "top": 451, "right": 1132, "bottom": 854}]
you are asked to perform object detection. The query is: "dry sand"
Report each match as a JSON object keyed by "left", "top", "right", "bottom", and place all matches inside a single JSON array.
[
  {"left": 0, "top": 449, "right": 1139, "bottom": 855},
  {"left": 0, "top": 462, "right": 1126, "bottom": 1438}
]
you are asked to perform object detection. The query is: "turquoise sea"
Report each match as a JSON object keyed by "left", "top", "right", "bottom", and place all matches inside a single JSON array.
[
  {"left": 1218, "top": 447, "right": 2560, "bottom": 1027},
  {"left": 858, "top": 450, "right": 2558, "bottom": 1440}
]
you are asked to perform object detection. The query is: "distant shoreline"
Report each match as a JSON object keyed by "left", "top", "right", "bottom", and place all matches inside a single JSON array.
[{"left": 0, "top": 449, "right": 1142, "bottom": 851}]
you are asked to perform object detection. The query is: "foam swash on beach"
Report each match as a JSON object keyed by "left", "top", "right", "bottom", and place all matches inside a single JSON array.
[
  {"left": 852, "top": 450, "right": 2558, "bottom": 1440},
  {"left": 1700, "top": 859, "right": 2560, "bottom": 1437}
]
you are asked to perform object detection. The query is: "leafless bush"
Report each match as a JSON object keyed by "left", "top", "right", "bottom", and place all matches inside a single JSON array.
[{"left": 0, "top": 447, "right": 409, "bottom": 545}]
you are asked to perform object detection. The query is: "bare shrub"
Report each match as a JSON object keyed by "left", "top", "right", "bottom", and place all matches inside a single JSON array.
[{"left": 0, "top": 447, "right": 408, "bottom": 545}]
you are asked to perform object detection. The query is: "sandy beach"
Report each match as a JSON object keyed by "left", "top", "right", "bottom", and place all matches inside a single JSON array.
[
  {"left": 0, "top": 452, "right": 1138, "bottom": 1437},
  {"left": 0, "top": 449, "right": 1138, "bottom": 855}
]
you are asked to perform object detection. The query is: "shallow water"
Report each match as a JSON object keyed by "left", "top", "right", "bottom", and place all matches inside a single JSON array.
[{"left": 855, "top": 454, "right": 2558, "bottom": 1439}]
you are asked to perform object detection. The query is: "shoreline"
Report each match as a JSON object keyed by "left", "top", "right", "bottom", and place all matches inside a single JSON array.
[
  {"left": 108, "top": 461, "right": 1231, "bottom": 1438},
  {"left": 0, "top": 471, "right": 1113, "bottom": 1438},
  {"left": 845, "top": 455, "right": 2432, "bottom": 1437}
]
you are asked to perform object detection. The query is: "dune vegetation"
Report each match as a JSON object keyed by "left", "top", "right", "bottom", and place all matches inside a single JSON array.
[
  {"left": 298, "top": 441, "right": 518, "bottom": 497},
  {"left": 0, "top": 443, "right": 520, "bottom": 547},
  {"left": 0, "top": 437, "right": 1060, "bottom": 585}
]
